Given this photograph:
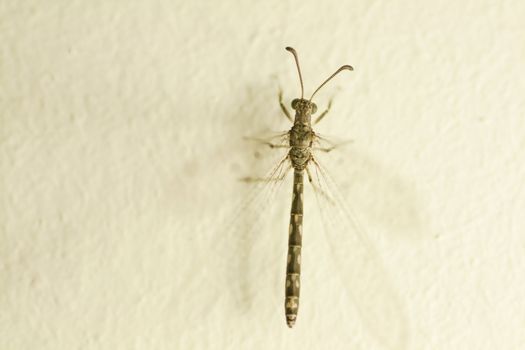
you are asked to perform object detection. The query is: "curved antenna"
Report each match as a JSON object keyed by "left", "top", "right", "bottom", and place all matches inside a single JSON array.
[
  {"left": 285, "top": 47, "right": 304, "bottom": 99},
  {"left": 309, "top": 65, "right": 353, "bottom": 102}
]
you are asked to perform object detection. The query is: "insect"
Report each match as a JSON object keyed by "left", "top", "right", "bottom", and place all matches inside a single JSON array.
[
  {"left": 244, "top": 47, "right": 353, "bottom": 328},
  {"left": 280, "top": 47, "right": 353, "bottom": 328},
  {"left": 217, "top": 46, "right": 406, "bottom": 346}
]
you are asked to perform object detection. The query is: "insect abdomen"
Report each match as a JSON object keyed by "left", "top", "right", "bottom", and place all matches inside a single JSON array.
[{"left": 285, "top": 170, "right": 304, "bottom": 328}]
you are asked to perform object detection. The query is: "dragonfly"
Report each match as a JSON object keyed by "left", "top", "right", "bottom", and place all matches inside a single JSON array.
[{"left": 219, "top": 47, "right": 406, "bottom": 346}]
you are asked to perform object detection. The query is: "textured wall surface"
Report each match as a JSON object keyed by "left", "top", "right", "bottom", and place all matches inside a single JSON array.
[{"left": 1, "top": 1, "right": 524, "bottom": 349}]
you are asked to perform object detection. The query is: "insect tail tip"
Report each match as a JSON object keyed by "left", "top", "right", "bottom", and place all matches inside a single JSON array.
[{"left": 286, "top": 315, "right": 296, "bottom": 328}]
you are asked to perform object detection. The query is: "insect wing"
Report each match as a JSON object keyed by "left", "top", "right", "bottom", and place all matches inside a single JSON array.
[
  {"left": 308, "top": 155, "right": 408, "bottom": 349},
  {"left": 213, "top": 144, "right": 291, "bottom": 309}
]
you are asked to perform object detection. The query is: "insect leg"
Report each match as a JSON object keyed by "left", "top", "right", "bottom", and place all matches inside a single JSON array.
[
  {"left": 313, "top": 99, "right": 333, "bottom": 125},
  {"left": 279, "top": 90, "right": 293, "bottom": 122},
  {"left": 312, "top": 133, "right": 353, "bottom": 153},
  {"left": 312, "top": 146, "right": 337, "bottom": 153},
  {"left": 305, "top": 163, "right": 334, "bottom": 204},
  {"left": 244, "top": 136, "right": 290, "bottom": 149}
]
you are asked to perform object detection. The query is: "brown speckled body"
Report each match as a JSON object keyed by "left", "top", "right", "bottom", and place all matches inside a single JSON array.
[
  {"left": 280, "top": 47, "right": 353, "bottom": 328},
  {"left": 285, "top": 170, "right": 304, "bottom": 327},
  {"left": 285, "top": 99, "right": 315, "bottom": 328}
]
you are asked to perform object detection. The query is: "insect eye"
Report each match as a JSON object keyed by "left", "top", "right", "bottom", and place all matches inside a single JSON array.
[
  {"left": 291, "top": 99, "right": 300, "bottom": 109},
  {"left": 311, "top": 103, "right": 317, "bottom": 114}
]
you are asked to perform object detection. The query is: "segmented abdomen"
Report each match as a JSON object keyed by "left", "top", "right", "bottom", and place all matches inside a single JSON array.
[{"left": 285, "top": 169, "right": 303, "bottom": 328}]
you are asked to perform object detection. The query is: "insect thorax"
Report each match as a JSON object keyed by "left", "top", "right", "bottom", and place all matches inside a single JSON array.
[
  {"left": 289, "top": 147, "right": 311, "bottom": 170},
  {"left": 290, "top": 123, "right": 313, "bottom": 146},
  {"left": 289, "top": 123, "right": 313, "bottom": 170}
]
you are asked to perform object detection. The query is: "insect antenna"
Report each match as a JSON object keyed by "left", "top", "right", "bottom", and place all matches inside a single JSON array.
[
  {"left": 285, "top": 47, "right": 304, "bottom": 99},
  {"left": 309, "top": 65, "right": 353, "bottom": 102}
]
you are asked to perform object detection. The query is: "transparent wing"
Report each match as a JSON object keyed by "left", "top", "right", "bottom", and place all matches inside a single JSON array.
[
  {"left": 308, "top": 153, "right": 408, "bottom": 349},
  {"left": 312, "top": 132, "right": 354, "bottom": 152},
  {"left": 242, "top": 131, "right": 290, "bottom": 149},
  {"left": 212, "top": 133, "right": 291, "bottom": 310},
  {"left": 227, "top": 131, "right": 291, "bottom": 228}
]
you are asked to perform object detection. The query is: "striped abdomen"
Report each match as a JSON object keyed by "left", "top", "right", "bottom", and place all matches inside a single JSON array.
[{"left": 285, "top": 170, "right": 303, "bottom": 328}]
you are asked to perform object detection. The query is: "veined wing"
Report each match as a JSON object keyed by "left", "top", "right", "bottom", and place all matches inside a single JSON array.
[
  {"left": 308, "top": 153, "right": 408, "bottom": 349},
  {"left": 212, "top": 132, "right": 292, "bottom": 309}
]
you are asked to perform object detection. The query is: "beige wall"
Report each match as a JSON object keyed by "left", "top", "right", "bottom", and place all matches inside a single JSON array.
[{"left": 2, "top": 0, "right": 524, "bottom": 349}]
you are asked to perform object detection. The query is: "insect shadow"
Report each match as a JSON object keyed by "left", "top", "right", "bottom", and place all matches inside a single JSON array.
[
  {"left": 212, "top": 80, "right": 290, "bottom": 317},
  {"left": 214, "top": 74, "right": 427, "bottom": 340},
  {"left": 321, "top": 144, "right": 428, "bottom": 241}
]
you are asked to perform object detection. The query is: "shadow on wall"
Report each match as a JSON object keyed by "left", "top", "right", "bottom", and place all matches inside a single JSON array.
[
  {"left": 321, "top": 144, "right": 428, "bottom": 241},
  {"left": 310, "top": 145, "right": 421, "bottom": 349},
  {"left": 229, "top": 79, "right": 428, "bottom": 243},
  {"left": 205, "top": 80, "right": 430, "bottom": 342},
  {"left": 205, "top": 80, "right": 290, "bottom": 316}
]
